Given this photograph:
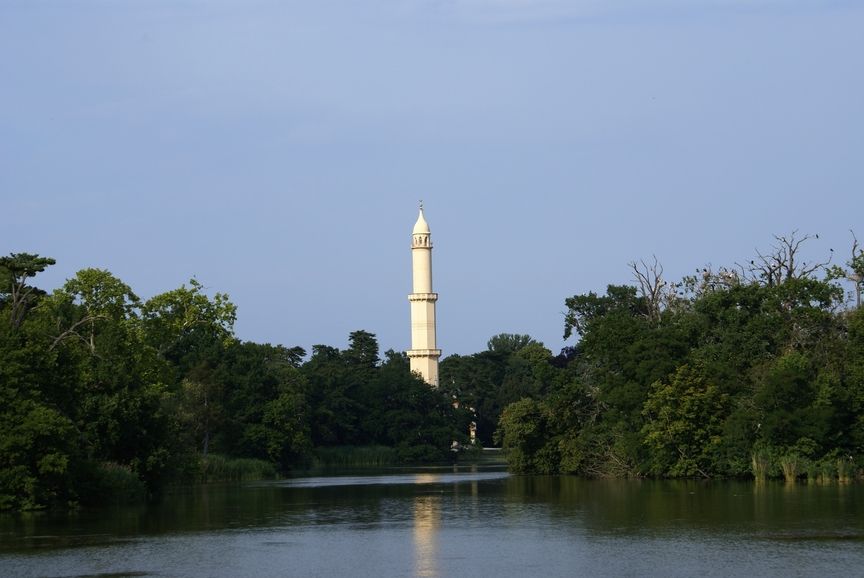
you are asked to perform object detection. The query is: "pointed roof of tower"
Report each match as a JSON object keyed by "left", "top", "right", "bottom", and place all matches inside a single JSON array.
[{"left": 413, "top": 202, "right": 430, "bottom": 235}]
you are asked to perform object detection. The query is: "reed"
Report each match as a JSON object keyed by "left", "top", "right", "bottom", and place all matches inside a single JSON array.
[
  {"left": 312, "top": 445, "right": 398, "bottom": 467},
  {"left": 751, "top": 449, "right": 772, "bottom": 482},
  {"left": 837, "top": 457, "right": 852, "bottom": 484},
  {"left": 88, "top": 462, "right": 147, "bottom": 503},
  {"left": 196, "top": 454, "right": 276, "bottom": 483},
  {"left": 805, "top": 460, "right": 820, "bottom": 484},
  {"left": 779, "top": 455, "right": 800, "bottom": 483},
  {"left": 817, "top": 459, "right": 836, "bottom": 484}
]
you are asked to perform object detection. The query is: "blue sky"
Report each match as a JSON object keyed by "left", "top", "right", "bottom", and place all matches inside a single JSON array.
[{"left": 2, "top": 0, "right": 862, "bottom": 357}]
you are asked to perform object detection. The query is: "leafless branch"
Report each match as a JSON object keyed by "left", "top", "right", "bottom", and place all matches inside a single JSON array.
[
  {"left": 49, "top": 314, "right": 108, "bottom": 352},
  {"left": 629, "top": 256, "right": 666, "bottom": 322},
  {"left": 741, "top": 231, "right": 831, "bottom": 287}
]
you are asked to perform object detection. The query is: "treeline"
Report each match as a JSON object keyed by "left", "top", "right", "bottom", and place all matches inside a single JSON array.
[
  {"left": 0, "top": 255, "right": 467, "bottom": 510},
  {"left": 3, "top": 232, "right": 862, "bottom": 508},
  {"left": 495, "top": 233, "right": 864, "bottom": 482}
]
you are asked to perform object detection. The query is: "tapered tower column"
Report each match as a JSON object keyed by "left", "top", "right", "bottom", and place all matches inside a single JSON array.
[{"left": 408, "top": 203, "right": 441, "bottom": 387}]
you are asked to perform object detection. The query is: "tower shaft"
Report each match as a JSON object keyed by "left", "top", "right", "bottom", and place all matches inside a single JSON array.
[{"left": 408, "top": 206, "right": 441, "bottom": 387}]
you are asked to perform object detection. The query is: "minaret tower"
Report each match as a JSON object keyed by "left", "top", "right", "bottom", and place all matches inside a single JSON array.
[{"left": 408, "top": 202, "right": 441, "bottom": 387}]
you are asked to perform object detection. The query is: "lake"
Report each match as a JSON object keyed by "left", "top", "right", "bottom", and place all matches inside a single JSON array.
[{"left": 2, "top": 464, "right": 863, "bottom": 577}]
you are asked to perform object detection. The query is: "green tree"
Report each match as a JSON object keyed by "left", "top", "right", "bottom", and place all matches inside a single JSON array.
[
  {"left": 216, "top": 341, "right": 312, "bottom": 469},
  {"left": 179, "top": 366, "right": 224, "bottom": 456},
  {"left": 439, "top": 335, "right": 553, "bottom": 446},
  {"left": 0, "top": 398, "right": 76, "bottom": 510},
  {"left": 497, "top": 398, "right": 558, "bottom": 474},
  {"left": 344, "top": 330, "right": 380, "bottom": 368},
  {"left": 140, "top": 278, "right": 236, "bottom": 369},
  {"left": 641, "top": 364, "right": 730, "bottom": 477},
  {"left": 440, "top": 351, "right": 504, "bottom": 445},
  {"left": 259, "top": 389, "right": 312, "bottom": 469},
  {"left": 486, "top": 333, "right": 538, "bottom": 356},
  {"left": 370, "top": 350, "right": 464, "bottom": 461},
  {"left": 302, "top": 343, "right": 359, "bottom": 445},
  {"left": 844, "top": 308, "right": 864, "bottom": 455},
  {"left": 46, "top": 268, "right": 140, "bottom": 354},
  {"left": 753, "top": 352, "right": 830, "bottom": 452},
  {"left": 0, "top": 253, "right": 56, "bottom": 329}
]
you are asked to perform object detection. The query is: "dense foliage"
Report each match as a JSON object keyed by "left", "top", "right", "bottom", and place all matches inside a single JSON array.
[
  {"left": 496, "top": 234, "right": 864, "bottom": 481},
  {"left": 0, "top": 255, "right": 466, "bottom": 510},
  {"left": 3, "top": 233, "right": 862, "bottom": 508}
]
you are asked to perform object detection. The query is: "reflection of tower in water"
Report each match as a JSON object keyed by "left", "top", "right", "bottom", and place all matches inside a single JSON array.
[{"left": 413, "top": 493, "right": 441, "bottom": 578}]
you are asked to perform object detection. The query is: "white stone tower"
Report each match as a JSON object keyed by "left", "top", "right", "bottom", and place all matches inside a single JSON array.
[{"left": 408, "top": 202, "right": 441, "bottom": 387}]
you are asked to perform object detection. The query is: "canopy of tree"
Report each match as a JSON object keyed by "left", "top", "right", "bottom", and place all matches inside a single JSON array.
[
  {"left": 497, "top": 233, "right": 864, "bottom": 481},
  {"left": 3, "top": 233, "right": 862, "bottom": 509},
  {"left": 0, "top": 256, "right": 467, "bottom": 510}
]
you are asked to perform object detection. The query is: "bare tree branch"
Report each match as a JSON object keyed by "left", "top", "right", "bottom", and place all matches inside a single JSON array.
[
  {"left": 740, "top": 231, "right": 831, "bottom": 287},
  {"left": 49, "top": 314, "right": 108, "bottom": 352},
  {"left": 629, "top": 256, "right": 666, "bottom": 322}
]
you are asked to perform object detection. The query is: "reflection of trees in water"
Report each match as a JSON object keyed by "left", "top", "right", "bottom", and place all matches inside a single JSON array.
[
  {"left": 414, "top": 494, "right": 441, "bottom": 578},
  {"left": 501, "top": 476, "right": 860, "bottom": 536}
]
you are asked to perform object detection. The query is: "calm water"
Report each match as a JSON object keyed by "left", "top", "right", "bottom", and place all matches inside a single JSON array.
[{"left": 1, "top": 465, "right": 863, "bottom": 577}]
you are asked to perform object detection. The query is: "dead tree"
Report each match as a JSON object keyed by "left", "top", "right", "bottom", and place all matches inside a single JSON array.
[
  {"left": 828, "top": 230, "right": 864, "bottom": 309},
  {"left": 850, "top": 232, "right": 864, "bottom": 308},
  {"left": 741, "top": 231, "right": 831, "bottom": 287},
  {"left": 629, "top": 256, "right": 666, "bottom": 323}
]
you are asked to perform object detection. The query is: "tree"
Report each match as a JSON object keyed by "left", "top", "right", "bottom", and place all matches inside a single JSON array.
[
  {"left": 440, "top": 350, "right": 506, "bottom": 446},
  {"left": 753, "top": 352, "right": 825, "bottom": 450},
  {"left": 486, "top": 333, "right": 537, "bottom": 356},
  {"left": 499, "top": 343, "right": 555, "bottom": 409},
  {"left": 563, "top": 285, "right": 644, "bottom": 340},
  {"left": 373, "top": 350, "right": 464, "bottom": 461},
  {"left": 0, "top": 253, "right": 56, "bottom": 329},
  {"left": 742, "top": 231, "right": 830, "bottom": 287},
  {"left": 344, "top": 330, "right": 380, "bottom": 368},
  {"left": 302, "top": 343, "right": 358, "bottom": 446},
  {"left": 0, "top": 398, "right": 76, "bottom": 509},
  {"left": 827, "top": 231, "right": 864, "bottom": 308},
  {"left": 497, "top": 398, "right": 558, "bottom": 474},
  {"left": 216, "top": 341, "right": 311, "bottom": 468},
  {"left": 844, "top": 308, "right": 864, "bottom": 454},
  {"left": 641, "top": 364, "right": 730, "bottom": 477},
  {"left": 259, "top": 389, "right": 312, "bottom": 469},
  {"left": 47, "top": 268, "right": 140, "bottom": 353},
  {"left": 179, "top": 366, "right": 224, "bottom": 456},
  {"left": 140, "top": 279, "right": 236, "bottom": 371},
  {"left": 629, "top": 256, "right": 669, "bottom": 323}
]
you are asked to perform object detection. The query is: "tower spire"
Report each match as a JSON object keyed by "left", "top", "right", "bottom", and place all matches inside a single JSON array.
[{"left": 407, "top": 204, "right": 441, "bottom": 387}]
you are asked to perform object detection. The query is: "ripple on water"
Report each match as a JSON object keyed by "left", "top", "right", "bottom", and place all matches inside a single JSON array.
[
  {"left": 265, "top": 470, "right": 510, "bottom": 489},
  {"left": 46, "top": 573, "right": 151, "bottom": 578}
]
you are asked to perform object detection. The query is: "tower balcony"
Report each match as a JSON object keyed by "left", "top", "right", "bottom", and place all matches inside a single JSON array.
[
  {"left": 407, "top": 349, "right": 442, "bottom": 359},
  {"left": 408, "top": 293, "right": 438, "bottom": 302}
]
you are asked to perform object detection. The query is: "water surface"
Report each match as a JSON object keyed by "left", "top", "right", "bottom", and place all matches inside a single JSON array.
[{"left": 2, "top": 466, "right": 862, "bottom": 577}]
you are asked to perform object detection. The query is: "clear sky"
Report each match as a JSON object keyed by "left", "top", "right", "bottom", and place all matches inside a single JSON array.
[{"left": 2, "top": 0, "right": 862, "bottom": 357}]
